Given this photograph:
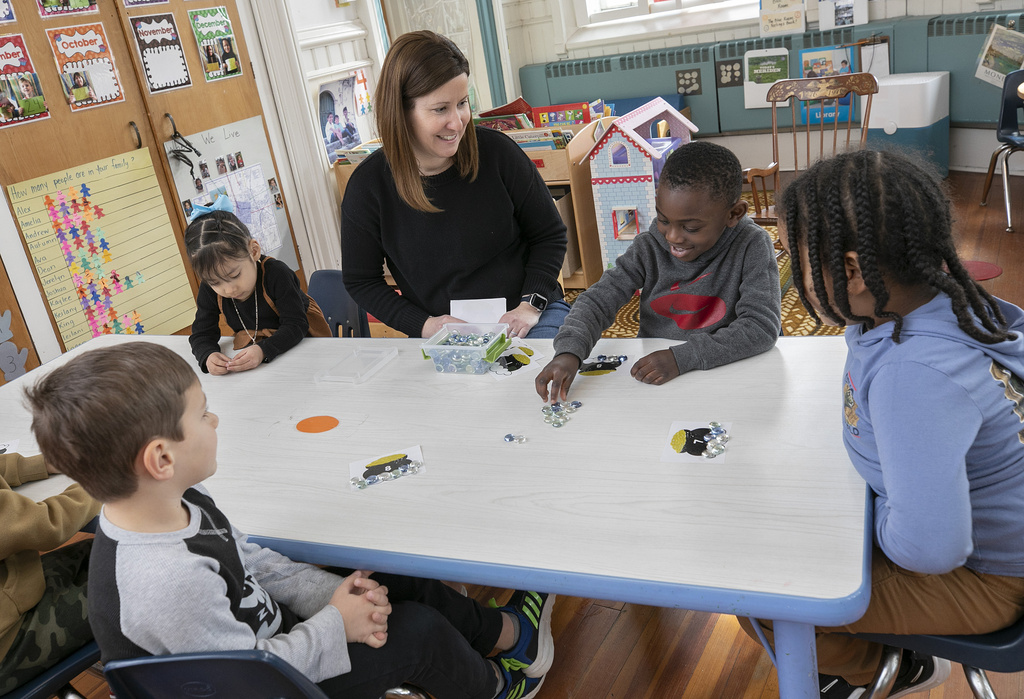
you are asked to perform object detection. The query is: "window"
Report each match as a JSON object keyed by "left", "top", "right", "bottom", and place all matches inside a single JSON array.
[
  {"left": 612, "top": 208, "right": 640, "bottom": 240},
  {"left": 610, "top": 143, "right": 629, "bottom": 166},
  {"left": 573, "top": 0, "right": 758, "bottom": 34}
]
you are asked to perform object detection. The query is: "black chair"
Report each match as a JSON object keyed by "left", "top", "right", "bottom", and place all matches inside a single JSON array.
[
  {"left": 307, "top": 269, "right": 370, "bottom": 338},
  {"left": 853, "top": 614, "right": 1024, "bottom": 698},
  {"left": 980, "top": 69, "right": 1024, "bottom": 232},
  {"left": 105, "top": 649, "right": 429, "bottom": 699},
  {"left": 6, "top": 641, "right": 100, "bottom": 699}
]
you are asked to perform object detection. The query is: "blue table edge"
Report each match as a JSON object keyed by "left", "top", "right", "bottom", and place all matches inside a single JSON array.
[{"left": 251, "top": 487, "right": 874, "bottom": 629}]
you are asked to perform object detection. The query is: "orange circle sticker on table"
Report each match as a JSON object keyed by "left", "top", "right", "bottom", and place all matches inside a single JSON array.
[{"left": 296, "top": 416, "right": 340, "bottom": 433}]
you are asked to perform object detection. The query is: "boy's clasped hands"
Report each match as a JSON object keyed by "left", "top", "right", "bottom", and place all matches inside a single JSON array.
[{"left": 333, "top": 569, "right": 392, "bottom": 647}]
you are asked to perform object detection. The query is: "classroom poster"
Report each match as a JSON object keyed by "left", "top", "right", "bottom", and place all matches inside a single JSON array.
[
  {"left": 187, "top": 6, "right": 242, "bottom": 82},
  {"left": 0, "top": 34, "right": 50, "bottom": 129},
  {"left": 5, "top": 150, "right": 196, "bottom": 351},
  {"left": 36, "top": 0, "right": 98, "bottom": 19},
  {"left": 759, "top": 0, "right": 804, "bottom": 38},
  {"left": 45, "top": 23, "right": 125, "bottom": 111},
  {"left": 743, "top": 48, "right": 789, "bottom": 109},
  {"left": 129, "top": 13, "right": 191, "bottom": 93},
  {"left": 123, "top": 0, "right": 168, "bottom": 6},
  {"left": 799, "top": 45, "right": 856, "bottom": 125},
  {"left": 163, "top": 116, "right": 297, "bottom": 271},
  {"left": 0, "top": 1, "right": 16, "bottom": 24},
  {"left": 976, "top": 24, "right": 1024, "bottom": 88}
]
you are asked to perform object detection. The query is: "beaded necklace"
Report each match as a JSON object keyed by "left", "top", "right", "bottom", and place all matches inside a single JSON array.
[{"left": 229, "top": 259, "right": 259, "bottom": 346}]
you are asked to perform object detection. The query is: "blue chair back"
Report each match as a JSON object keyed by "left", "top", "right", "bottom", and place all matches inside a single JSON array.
[
  {"left": 307, "top": 269, "right": 370, "bottom": 338},
  {"left": 6, "top": 641, "right": 100, "bottom": 699},
  {"left": 853, "top": 612, "right": 1024, "bottom": 674},
  {"left": 104, "top": 649, "right": 329, "bottom": 699},
  {"left": 997, "top": 69, "right": 1024, "bottom": 144}
]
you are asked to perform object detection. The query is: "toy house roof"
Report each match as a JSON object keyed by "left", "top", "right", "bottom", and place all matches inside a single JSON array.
[{"left": 585, "top": 97, "right": 699, "bottom": 163}]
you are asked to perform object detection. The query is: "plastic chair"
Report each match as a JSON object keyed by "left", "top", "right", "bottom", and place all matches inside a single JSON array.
[
  {"left": 852, "top": 613, "right": 1024, "bottom": 698},
  {"left": 980, "top": 69, "right": 1024, "bottom": 232},
  {"left": 6, "top": 641, "right": 100, "bottom": 699},
  {"left": 104, "top": 649, "right": 429, "bottom": 699},
  {"left": 307, "top": 269, "right": 370, "bottom": 338},
  {"left": 744, "top": 73, "right": 878, "bottom": 226}
]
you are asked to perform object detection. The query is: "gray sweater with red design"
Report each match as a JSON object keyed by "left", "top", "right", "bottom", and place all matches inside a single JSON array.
[{"left": 552, "top": 215, "right": 781, "bottom": 373}]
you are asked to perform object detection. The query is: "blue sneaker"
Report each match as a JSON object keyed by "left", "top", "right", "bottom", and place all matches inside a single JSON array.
[
  {"left": 496, "top": 590, "right": 555, "bottom": 678},
  {"left": 496, "top": 663, "right": 545, "bottom": 699}
]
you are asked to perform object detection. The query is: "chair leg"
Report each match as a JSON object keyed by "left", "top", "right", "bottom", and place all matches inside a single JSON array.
[
  {"left": 963, "top": 665, "right": 998, "bottom": 699},
  {"left": 1002, "top": 149, "right": 1015, "bottom": 232},
  {"left": 861, "top": 645, "right": 902, "bottom": 699},
  {"left": 982, "top": 145, "right": 1011, "bottom": 206}
]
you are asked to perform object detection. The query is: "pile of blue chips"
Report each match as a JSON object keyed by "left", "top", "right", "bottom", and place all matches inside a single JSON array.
[
  {"left": 704, "top": 421, "right": 730, "bottom": 459},
  {"left": 542, "top": 400, "right": 583, "bottom": 428}
]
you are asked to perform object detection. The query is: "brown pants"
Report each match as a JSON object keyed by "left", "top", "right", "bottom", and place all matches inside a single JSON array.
[{"left": 739, "top": 547, "right": 1024, "bottom": 685}]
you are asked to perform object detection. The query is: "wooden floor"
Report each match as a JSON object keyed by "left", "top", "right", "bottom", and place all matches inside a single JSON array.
[{"left": 67, "top": 171, "right": 1024, "bottom": 698}]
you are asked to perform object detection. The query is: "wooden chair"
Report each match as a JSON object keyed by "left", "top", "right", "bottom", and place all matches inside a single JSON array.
[{"left": 745, "top": 73, "right": 879, "bottom": 225}]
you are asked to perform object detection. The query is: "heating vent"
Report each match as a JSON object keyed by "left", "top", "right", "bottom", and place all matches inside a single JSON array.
[
  {"left": 619, "top": 46, "right": 712, "bottom": 71},
  {"left": 927, "top": 12, "right": 1024, "bottom": 37},
  {"left": 716, "top": 36, "right": 790, "bottom": 60},
  {"left": 545, "top": 58, "right": 613, "bottom": 78}
]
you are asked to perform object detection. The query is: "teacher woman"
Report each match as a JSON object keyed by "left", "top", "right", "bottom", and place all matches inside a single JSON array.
[{"left": 341, "top": 30, "right": 569, "bottom": 339}]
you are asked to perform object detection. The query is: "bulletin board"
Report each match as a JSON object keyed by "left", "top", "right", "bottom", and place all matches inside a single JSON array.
[
  {"left": 6, "top": 149, "right": 196, "bottom": 351},
  {"left": 162, "top": 115, "right": 298, "bottom": 271}
]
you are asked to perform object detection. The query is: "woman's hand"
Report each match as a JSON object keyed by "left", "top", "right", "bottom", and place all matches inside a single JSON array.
[
  {"left": 499, "top": 302, "right": 541, "bottom": 338},
  {"left": 421, "top": 315, "right": 465, "bottom": 338}
]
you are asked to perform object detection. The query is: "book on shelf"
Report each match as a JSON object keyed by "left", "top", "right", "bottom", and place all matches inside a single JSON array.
[
  {"left": 478, "top": 96, "right": 533, "bottom": 118},
  {"left": 474, "top": 114, "right": 533, "bottom": 132},
  {"left": 336, "top": 139, "right": 382, "bottom": 166}
]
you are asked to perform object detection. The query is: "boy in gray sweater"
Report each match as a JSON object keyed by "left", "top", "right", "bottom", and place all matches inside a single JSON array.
[{"left": 536, "top": 141, "right": 781, "bottom": 401}]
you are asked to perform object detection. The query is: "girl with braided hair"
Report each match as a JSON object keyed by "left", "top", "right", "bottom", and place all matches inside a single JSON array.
[{"left": 742, "top": 150, "right": 1024, "bottom": 698}]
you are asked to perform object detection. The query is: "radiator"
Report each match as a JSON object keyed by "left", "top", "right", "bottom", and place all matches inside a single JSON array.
[{"left": 519, "top": 11, "right": 1023, "bottom": 133}]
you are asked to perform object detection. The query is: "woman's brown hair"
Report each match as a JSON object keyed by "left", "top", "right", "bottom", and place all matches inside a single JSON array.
[{"left": 374, "top": 30, "right": 478, "bottom": 213}]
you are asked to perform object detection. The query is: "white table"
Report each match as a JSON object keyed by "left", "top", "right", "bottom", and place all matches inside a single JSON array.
[{"left": 6, "top": 335, "right": 871, "bottom": 698}]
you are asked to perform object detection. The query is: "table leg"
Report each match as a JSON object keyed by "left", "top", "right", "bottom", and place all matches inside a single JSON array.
[{"left": 773, "top": 620, "right": 818, "bottom": 698}]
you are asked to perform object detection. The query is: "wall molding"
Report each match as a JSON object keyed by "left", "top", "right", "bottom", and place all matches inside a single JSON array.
[
  {"left": 248, "top": 1, "right": 344, "bottom": 272},
  {"left": 297, "top": 22, "right": 369, "bottom": 51}
]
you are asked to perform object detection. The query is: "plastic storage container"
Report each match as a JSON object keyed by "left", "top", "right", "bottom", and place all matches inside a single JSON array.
[
  {"left": 866, "top": 71, "right": 950, "bottom": 177},
  {"left": 420, "top": 323, "right": 511, "bottom": 374}
]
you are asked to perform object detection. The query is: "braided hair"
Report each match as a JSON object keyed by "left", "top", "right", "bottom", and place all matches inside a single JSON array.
[
  {"left": 184, "top": 210, "right": 254, "bottom": 283},
  {"left": 779, "top": 150, "right": 1012, "bottom": 343}
]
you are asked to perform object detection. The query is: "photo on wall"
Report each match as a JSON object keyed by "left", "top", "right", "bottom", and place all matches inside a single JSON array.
[
  {"left": 0, "top": 34, "right": 50, "bottom": 128},
  {"left": 798, "top": 45, "right": 855, "bottom": 125},
  {"left": 188, "top": 6, "right": 242, "bottom": 82},
  {"left": 45, "top": 22, "right": 125, "bottom": 111},
  {"left": 318, "top": 75, "right": 360, "bottom": 164}
]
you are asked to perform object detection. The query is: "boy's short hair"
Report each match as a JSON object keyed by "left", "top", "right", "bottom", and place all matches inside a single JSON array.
[
  {"left": 24, "top": 343, "right": 198, "bottom": 502},
  {"left": 659, "top": 141, "right": 742, "bottom": 206}
]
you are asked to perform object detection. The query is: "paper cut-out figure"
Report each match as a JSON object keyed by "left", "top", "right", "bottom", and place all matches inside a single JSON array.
[
  {"left": 0, "top": 341, "right": 28, "bottom": 382},
  {"left": 87, "top": 243, "right": 98, "bottom": 256},
  {"left": 131, "top": 311, "right": 142, "bottom": 325},
  {"left": 112, "top": 319, "right": 123, "bottom": 333},
  {"left": 56, "top": 190, "right": 66, "bottom": 204},
  {"left": 79, "top": 184, "right": 91, "bottom": 198},
  {"left": 0, "top": 310, "right": 13, "bottom": 343},
  {"left": 124, "top": 276, "right": 134, "bottom": 290},
  {"left": 101, "top": 250, "right": 112, "bottom": 264},
  {"left": 93, "top": 205, "right": 104, "bottom": 218},
  {"left": 669, "top": 427, "right": 712, "bottom": 456},
  {"left": 110, "top": 271, "right": 119, "bottom": 284},
  {"left": 99, "top": 238, "right": 109, "bottom": 252},
  {"left": 43, "top": 195, "right": 54, "bottom": 208},
  {"left": 134, "top": 322, "right": 144, "bottom": 334}
]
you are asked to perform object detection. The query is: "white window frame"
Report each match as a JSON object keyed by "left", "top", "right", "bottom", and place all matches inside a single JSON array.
[{"left": 568, "top": 0, "right": 759, "bottom": 51}]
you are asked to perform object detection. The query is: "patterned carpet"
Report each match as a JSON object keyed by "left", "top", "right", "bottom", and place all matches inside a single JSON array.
[{"left": 567, "top": 192, "right": 844, "bottom": 338}]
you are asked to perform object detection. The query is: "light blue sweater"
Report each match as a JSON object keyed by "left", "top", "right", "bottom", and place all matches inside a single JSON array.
[{"left": 843, "top": 292, "right": 1024, "bottom": 576}]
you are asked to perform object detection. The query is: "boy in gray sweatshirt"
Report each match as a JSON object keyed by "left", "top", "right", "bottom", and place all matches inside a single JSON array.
[{"left": 536, "top": 141, "right": 781, "bottom": 401}]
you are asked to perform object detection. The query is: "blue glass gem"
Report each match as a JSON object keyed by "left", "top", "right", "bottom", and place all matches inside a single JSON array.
[
  {"left": 596, "top": 354, "right": 607, "bottom": 362},
  {"left": 569, "top": 400, "right": 583, "bottom": 409},
  {"left": 504, "top": 433, "right": 516, "bottom": 442},
  {"left": 709, "top": 421, "right": 722, "bottom": 429},
  {"left": 365, "top": 474, "right": 379, "bottom": 485},
  {"left": 617, "top": 355, "right": 628, "bottom": 362}
]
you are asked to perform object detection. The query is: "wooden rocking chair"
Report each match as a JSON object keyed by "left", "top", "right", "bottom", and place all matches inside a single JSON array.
[{"left": 745, "top": 73, "right": 879, "bottom": 226}]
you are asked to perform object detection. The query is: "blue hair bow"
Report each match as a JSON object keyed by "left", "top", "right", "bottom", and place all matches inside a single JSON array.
[{"left": 187, "top": 194, "right": 234, "bottom": 223}]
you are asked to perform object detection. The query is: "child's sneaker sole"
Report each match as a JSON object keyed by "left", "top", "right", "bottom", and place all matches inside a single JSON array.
[
  {"left": 889, "top": 656, "right": 950, "bottom": 698},
  {"left": 525, "top": 593, "right": 554, "bottom": 678}
]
